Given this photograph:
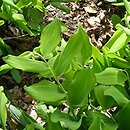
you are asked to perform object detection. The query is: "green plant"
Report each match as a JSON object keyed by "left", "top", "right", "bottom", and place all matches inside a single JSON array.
[
  {"left": 1, "top": 0, "right": 130, "bottom": 129},
  {"left": 0, "top": 0, "right": 77, "bottom": 36}
]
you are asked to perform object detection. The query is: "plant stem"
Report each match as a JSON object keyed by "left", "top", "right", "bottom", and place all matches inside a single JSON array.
[{"left": 34, "top": 53, "right": 66, "bottom": 93}]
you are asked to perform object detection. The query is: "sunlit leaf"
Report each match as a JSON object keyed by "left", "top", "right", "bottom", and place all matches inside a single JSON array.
[
  {"left": 104, "top": 86, "right": 129, "bottom": 107},
  {"left": 68, "top": 68, "right": 96, "bottom": 107},
  {"left": 24, "top": 80, "right": 66, "bottom": 104},
  {"left": 3, "top": 55, "right": 51, "bottom": 74},
  {"left": 54, "top": 27, "right": 92, "bottom": 77},
  {"left": 107, "top": 53, "right": 130, "bottom": 69},
  {"left": 102, "top": 28, "right": 123, "bottom": 54},
  {"left": 40, "top": 19, "right": 61, "bottom": 56},
  {"left": 95, "top": 85, "right": 115, "bottom": 109},
  {"left": 0, "top": 64, "right": 12, "bottom": 75},
  {"left": 95, "top": 67, "right": 128, "bottom": 85},
  {"left": 0, "top": 20, "right": 4, "bottom": 26}
]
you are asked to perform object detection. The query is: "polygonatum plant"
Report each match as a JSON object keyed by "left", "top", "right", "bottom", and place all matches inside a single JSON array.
[{"left": 1, "top": 0, "right": 130, "bottom": 129}]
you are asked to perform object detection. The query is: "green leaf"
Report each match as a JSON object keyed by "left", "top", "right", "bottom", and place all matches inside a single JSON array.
[
  {"left": 8, "top": 104, "right": 44, "bottom": 130},
  {"left": 116, "top": 23, "right": 130, "bottom": 36},
  {"left": 95, "top": 67, "right": 128, "bottom": 85},
  {"left": 0, "top": 20, "right": 4, "bottom": 26},
  {"left": 40, "top": 19, "right": 61, "bottom": 56},
  {"left": 11, "top": 68, "right": 21, "bottom": 83},
  {"left": 94, "top": 85, "right": 115, "bottom": 109},
  {"left": 16, "top": 0, "right": 32, "bottom": 8},
  {"left": 104, "top": 86, "right": 129, "bottom": 107},
  {"left": 88, "top": 118, "right": 102, "bottom": 130},
  {"left": 24, "top": 80, "right": 66, "bottom": 104},
  {"left": 34, "top": 0, "right": 45, "bottom": 12},
  {"left": 3, "top": 55, "right": 50, "bottom": 74},
  {"left": 92, "top": 46, "right": 110, "bottom": 72},
  {"left": 50, "top": 2, "right": 70, "bottom": 12},
  {"left": 0, "top": 64, "right": 12, "bottom": 75},
  {"left": 111, "top": 14, "right": 121, "bottom": 27},
  {"left": 86, "top": 111, "right": 118, "bottom": 130},
  {"left": 3, "top": 0, "right": 22, "bottom": 12},
  {"left": 92, "top": 58, "right": 103, "bottom": 73},
  {"left": 54, "top": 27, "right": 92, "bottom": 77},
  {"left": 108, "top": 31, "right": 127, "bottom": 53},
  {"left": 92, "top": 46, "right": 104, "bottom": 65},
  {"left": 102, "top": 28, "right": 123, "bottom": 54},
  {"left": 0, "top": 86, "right": 7, "bottom": 130},
  {"left": 12, "top": 13, "right": 34, "bottom": 36},
  {"left": 68, "top": 68, "right": 96, "bottom": 107},
  {"left": 0, "top": 38, "right": 13, "bottom": 55},
  {"left": 105, "top": 0, "right": 117, "bottom": 2},
  {"left": 46, "top": 116, "right": 64, "bottom": 130},
  {"left": 24, "top": 124, "right": 35, "bottom": 130},
  {"left": 123, "top": 0, "right": 130, "bottom": 14},
  {"left": 116, "top": 102, "right": 130, "bottom": 130},
  {"left": 107, "top": 53, "right": 130, "bottom": 69},
  {"left": 49, "top": 0, "right": 76, "bottom": 2},
  {"left": 51, "top": 109, "right": 82, "bottom": 130}
]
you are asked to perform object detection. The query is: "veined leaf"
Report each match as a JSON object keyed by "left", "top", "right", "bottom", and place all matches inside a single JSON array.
[
  {"left": 34, "top": 0, "right": 45, "bottom": 12},
  {"left": 88, "top": 118, "right": 102, "bottom": 130},
  {"left": 92, "top": 46, "right": 104, "bottom": 65},
  {"left": 3, "top": 55, "right": 50, "bottom": 74},
  {"left": 86, "top": 111, "right": 118, "bottom": 130},
  {"left": 0, "top": 64, "right": 12, "bottom": 75},
  {"left": 51, "top": 109, "right": 82, "bottom": 130},
  {"left": 68, "top": 68, "right": 96, "bottom": 107},
  {"left": 54, "top": 27, "right": 92, "bottom": 77},
  {"left": 95, "top": 67, "right": 128, "bottom": 85},
  {"left": 0, "top": 86, "right": 7, "bottom": 130},
  {"left": 94, "top": 85, "right": 115, "bottom": 109},
  {"left": 16, "top": 0, "right": 32, "bottom": 8},
  {"left": 104, "top": 86, "right": 129, "bottom": 107},
  {"left": 107, "top": 53, "right": 130, "bottom": 69},
  {"left": 40, "top": 19, "right": 61, "bottom": 56},
  {"left": 24, "top": 80, "right": 66, "bottom": 104},
  {"left": 108, "top": 31, "right": 127, "bottom": 53},
  {"left": 102, "top": 28, "right": 123, "bottom": 54},
  {"left": 93, "top": 58, "right": 103, "bottom": 73}
]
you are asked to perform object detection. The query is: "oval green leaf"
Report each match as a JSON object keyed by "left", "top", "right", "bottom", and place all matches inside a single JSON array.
[
  {"left": 95, "top": 67, "right": 128, "bottom": 85},
  {"left": 68, "top": 68, "right": 96, "bottom": 107},
  {"left": 40, "top": 19, "right": 61, "bottom": 56},
  {"left": 24, "top": 80, "right": 66, "bottom": 104}
]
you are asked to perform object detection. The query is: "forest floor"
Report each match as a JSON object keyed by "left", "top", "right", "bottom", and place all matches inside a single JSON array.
[{"left": 0, "top": 0, "right": 125, "bottom": 126}]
